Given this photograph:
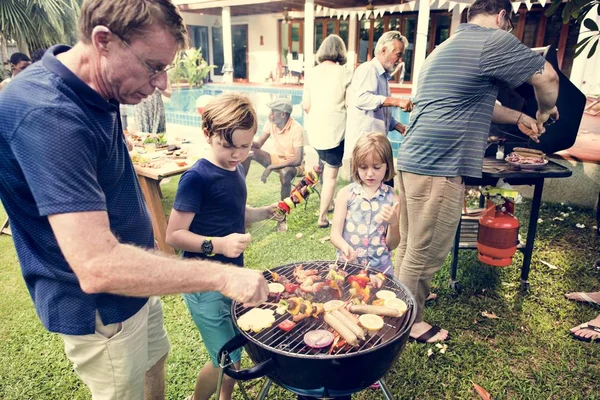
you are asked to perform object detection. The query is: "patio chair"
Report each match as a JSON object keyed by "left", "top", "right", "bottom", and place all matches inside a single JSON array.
[{"left": 1, "top": 218, "right": 10, "bottom": 236}]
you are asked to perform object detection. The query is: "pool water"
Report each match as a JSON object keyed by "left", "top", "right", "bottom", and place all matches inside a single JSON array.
[{"left": 163, "top": 84, "right": 410, "bottom": 157}]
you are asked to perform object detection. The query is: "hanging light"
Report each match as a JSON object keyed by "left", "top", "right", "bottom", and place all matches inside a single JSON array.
[{"left": 282, "top": 6, "right": 291, "bottom": 24}]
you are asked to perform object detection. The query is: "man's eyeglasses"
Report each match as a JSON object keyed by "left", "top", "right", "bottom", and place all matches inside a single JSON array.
[
  {"left": 119, "top": 36, "right": 175, "bottom": 79},
  {"left": 506, "top": 14, "right": 514, "bottom": 33}
]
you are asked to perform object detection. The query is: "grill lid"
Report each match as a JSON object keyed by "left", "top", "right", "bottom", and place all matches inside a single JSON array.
[
  {"left": 231, "top": 261, "right": 415, "bottom": 359},
  {"left": 495, "top": 45, "right": 586, "bottom": 155}
]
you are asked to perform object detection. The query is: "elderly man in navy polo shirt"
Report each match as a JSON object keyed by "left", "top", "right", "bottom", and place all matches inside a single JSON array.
[{"left": 0, "top": 0, "right": 268, "bottom": 398}]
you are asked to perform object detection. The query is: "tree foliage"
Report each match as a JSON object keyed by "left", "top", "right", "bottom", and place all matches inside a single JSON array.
[
  {"left": 0, "top": 0, "right": 80, "bottom": 51},
  {"left": 546, "top": 0, "right": 600, "bottom": 58}
]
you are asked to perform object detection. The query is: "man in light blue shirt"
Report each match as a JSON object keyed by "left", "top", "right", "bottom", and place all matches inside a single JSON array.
[{"left": 345, "top": 31, "right": 413, "bottom": 159}]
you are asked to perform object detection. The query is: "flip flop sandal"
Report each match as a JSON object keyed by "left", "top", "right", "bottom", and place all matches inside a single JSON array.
[
  {"left": 565, "top": 292, "right": 600, "bottom": 305},
  {"left": 570, "top": 323, "right": 600, "bottom": 342},
  {"left": 318, "top": 220, "right": 331, "bottom": 229},
  {"left": 409, "top": 325, "right": 448, "bottom": 343}
]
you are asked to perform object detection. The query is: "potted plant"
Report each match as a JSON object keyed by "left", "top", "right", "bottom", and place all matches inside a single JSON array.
[{"left": 168, "top": 48, "right": 215, "bottom": 87}]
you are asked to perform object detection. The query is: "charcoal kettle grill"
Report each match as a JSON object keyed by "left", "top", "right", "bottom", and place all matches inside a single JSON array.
[{"left": 216, "top": 260, "right": 416, "bottom": 400}]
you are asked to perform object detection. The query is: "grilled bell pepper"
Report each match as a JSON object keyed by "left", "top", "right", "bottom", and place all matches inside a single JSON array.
[
  {"left": 348, "top": 275, "right": 370, "bottom": 288},
  {"left": 285, "top": 283, "right": 300, "bottom": 293},
  {"left": 277, "top": 319, "right": 297, "bottom": 332}
]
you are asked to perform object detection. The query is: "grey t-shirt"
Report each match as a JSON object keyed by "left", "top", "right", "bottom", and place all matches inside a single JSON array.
[{"left": 396, "top": 24, "right": 546, "bottom": 178}]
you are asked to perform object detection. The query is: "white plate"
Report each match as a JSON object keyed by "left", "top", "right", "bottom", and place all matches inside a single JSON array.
[{"left": 506, "top": 159, "right": 548, "bottom": 170}]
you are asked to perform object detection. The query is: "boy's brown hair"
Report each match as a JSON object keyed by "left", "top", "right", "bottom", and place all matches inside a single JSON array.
[
  {"left": 79, "top": 0, "right": 188, "bottom": 48},
  {"left": 351, "top": 132, "right": 396, "bottom": 184},
  {"left": 202, "top": 93, "right": 258, "bottom": 145}
]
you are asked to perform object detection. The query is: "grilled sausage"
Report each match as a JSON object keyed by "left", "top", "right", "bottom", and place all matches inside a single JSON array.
[
  {"left": 332, "top": 310, "right": 365, "bottom": 340},
  {"left": 349, "top": 305, "right": 402, "bottom": 318},
  {"left": 324, "top": 312, "right": 358, "bottom": 346},
  {"left": 513, "top": 147, "right": 544, "bottom": 156},
  {"left": 338, "top": 307, "right": 360, "bottom": 325}
]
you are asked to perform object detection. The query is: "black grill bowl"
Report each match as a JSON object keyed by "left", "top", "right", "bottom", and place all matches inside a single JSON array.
[{"left": 219, "top": 261, "right": 416, "bottom": 396}]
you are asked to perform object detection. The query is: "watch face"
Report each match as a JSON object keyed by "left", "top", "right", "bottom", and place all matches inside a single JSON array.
[{"left": 202, "top": 239, "right": 213, "bottom": 254}]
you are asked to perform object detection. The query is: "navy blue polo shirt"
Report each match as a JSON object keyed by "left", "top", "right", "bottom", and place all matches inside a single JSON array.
[
  {"left": 0, "top": 45, "right": 153, "bottom": 335},
  {"left": 173, "top": 159, "right": 247, "bottom": 267}
]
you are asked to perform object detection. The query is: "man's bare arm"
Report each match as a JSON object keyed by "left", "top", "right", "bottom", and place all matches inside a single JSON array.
[
  {"left": 48, "top": 211, "right": 268, "bottom": 305},
  {"left": 528, "top": 61, "right": 559, "bottom": 117}
]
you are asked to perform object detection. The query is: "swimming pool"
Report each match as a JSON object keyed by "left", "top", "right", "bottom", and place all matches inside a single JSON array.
[{"left": 162, "top": 83, "right": 410, "bottom": 156}]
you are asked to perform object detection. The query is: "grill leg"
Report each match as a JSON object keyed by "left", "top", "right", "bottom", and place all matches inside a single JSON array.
[
  {"left": 379, "top": 379, "right": 395, "bottom": 400},
  {"left": 449, "top": 218, "right": 462, "bottom": 293},
  {"left": 255, "top": 379, "right": 272, "bottom": 400}
]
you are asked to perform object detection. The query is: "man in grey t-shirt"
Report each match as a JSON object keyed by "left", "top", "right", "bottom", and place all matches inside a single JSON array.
[{"left": 394, "top": 0, "right": 559, "bottom": 343}]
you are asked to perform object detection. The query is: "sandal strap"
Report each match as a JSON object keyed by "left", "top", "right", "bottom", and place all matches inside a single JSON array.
[{"left": 415, "top": 325, "right": 441, "bottom": 343}]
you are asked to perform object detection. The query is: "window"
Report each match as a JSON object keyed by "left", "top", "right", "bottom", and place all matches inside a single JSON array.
[
  {"left": 188, "top": 25, "right": 209, "bottom": 62},
  {"left": 211, "top": 26, "right": 224, "bottom": 76}
]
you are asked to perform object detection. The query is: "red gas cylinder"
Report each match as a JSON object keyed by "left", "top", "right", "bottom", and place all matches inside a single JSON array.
[{"left": 477, "top": 200, "right": 519, "bottom": 267}]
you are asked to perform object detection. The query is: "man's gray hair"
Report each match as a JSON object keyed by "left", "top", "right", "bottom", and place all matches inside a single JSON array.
[{"left": 374, "top": 30, "right": 408, "bottom": 56}]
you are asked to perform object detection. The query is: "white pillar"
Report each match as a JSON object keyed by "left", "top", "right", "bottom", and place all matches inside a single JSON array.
[
  {"left": 412, "top": 0, "right": 431, "bottom": 95},
  {"left": 222, "top": 6, "right": 234, "bottom": 83},
  {"left": 347, "top": 14, "right": 358, "bottom": 69},
  {"left": 569, "top": 5, "right": 599, "bottom": 93},
  {"left": 450, "top": 8, "right": 462, "bottom": 36},
  {"left": 304, "top": 0, "right": 315, "bottom": 71}
]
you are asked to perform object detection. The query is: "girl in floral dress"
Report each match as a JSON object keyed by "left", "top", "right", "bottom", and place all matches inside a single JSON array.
[{"left": 330, "top": 132, "right": 400, "bottom": 273}]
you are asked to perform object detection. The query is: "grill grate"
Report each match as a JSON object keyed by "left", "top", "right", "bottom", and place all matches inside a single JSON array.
[{"left": 232, "top": 261, "right": 415, "bottom": 358}]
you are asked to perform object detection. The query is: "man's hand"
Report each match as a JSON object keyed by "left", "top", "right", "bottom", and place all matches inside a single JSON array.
[
  {"left": 214, "top": 233, "right": 252, "bottom": 258},
  {"left": 394, "top": 122, "right": 407, "bottom": 136},
  {"left": 261, "top": 166, "right": 272, "bottom": 183},
  {"left": 397, "top": 98, "right": 413, "bottom": 112},
  {"left": 536, "top": 106, "right": 559, "bottom": 133},
  {"left": 379, "top": 202, "right": 400, "bottom": 224},
  {"left": 517, "top": 113, "right": 543, "bottom": 143},
  {"left": 340, "top": 244, "right": 357, "bottom": 263},
  {"left": 219, "top": 267, "right": 269, "bottom": 307}
]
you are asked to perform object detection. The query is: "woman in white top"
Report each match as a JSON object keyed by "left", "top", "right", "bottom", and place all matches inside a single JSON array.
[{"left": 303, "top": 34, "right": 353, "bottom": 228}]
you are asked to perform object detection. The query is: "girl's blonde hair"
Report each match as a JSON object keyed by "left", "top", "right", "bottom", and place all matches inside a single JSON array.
[
  {"left": 202, "top": 93, "right": 258, "bottom": 145},
  {"left": 351, "top": 132, "right": 396, "bottom": 184}
]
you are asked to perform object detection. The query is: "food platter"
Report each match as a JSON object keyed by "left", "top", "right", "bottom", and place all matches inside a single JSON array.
[{"left": 506, "top": 158, "right": 548, "bottom": 170}]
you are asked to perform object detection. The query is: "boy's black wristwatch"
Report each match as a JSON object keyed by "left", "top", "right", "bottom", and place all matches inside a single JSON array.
[{"left": 201, "top": 237, "right": 214, "bottom": 256}]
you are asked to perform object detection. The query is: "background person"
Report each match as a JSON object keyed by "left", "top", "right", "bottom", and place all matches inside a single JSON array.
[
  {"left": 394, "top": 0, "right": 559, "bottom": 344},
  {"left": 134, "top": 81, "right": 171, "bottom": 134},
  {"left": 344, "top": 31, "right": 413, "bottom": 166},
  {"left": 241, "top": 98, "right": 304, "bottom": 232},
  {"left": 166, "top": 93, "right": 280, "bottom": 400},
  {"left": 303, "top": 34, "right": 352, "bottom": 228},
  {"left": 0, "top": 1, "right": 268, "bottom": 399},
  {"left": 0, "top": 52, "right": 31, "bottom": 91}
]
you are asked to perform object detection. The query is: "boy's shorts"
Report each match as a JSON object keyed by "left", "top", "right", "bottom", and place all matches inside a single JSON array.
[
  {"left": 59, "top": 296, "right": 170, "bottom": 400},
  {"left": 183, "top": 291, "right": 241, "bottom": 367}
]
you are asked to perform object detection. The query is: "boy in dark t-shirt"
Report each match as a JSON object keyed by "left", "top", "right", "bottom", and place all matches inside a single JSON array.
[{"left": 166, "top": 93, "right": 281, "bottom": 400}]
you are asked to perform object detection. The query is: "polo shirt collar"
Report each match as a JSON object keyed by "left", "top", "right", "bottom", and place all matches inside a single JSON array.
[
  {"left": 42, "top": 45, "right": 118, "bottom": 111},
  {"left": 274, "top": 116, "right": 294, "bottom": 134}
]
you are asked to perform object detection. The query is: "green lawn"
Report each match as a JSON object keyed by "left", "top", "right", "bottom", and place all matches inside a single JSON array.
[{"left": 1, "top": 168, "right": 599, "bottom": 399}]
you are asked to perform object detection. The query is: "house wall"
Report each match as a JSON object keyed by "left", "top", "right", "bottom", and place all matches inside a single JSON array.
[
  {"left": 180, "top": 13, "right": 220, "bottom": 81},
  {"left": 232, "top": 14, "right": 279, "bottom": 83},
  {"left": 181, "top": 12, "right": 280, "bottom": 83}
]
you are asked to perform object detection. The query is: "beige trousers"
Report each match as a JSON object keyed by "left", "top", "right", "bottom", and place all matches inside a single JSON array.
[
  {"left": 394, "top": 171, "right": 465, "bottom": 323},
  {"left": 59, "top": 297, "right": 170, "bottom": 400}
]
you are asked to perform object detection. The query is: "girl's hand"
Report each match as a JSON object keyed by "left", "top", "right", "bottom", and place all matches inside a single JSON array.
[
  {"left": 379, "top": 202, "right": 400, "bottom": 224},
  {"left": 340, "top": 244, "right": 357, "bottom": 262}
]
